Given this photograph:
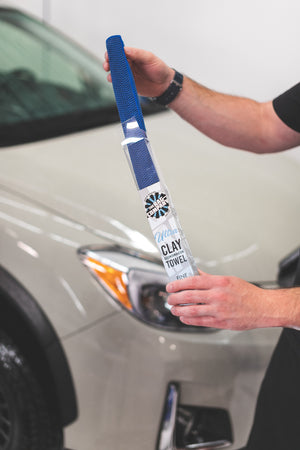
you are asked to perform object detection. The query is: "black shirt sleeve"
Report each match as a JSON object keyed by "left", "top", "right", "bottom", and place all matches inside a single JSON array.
[{"left": 273, "top": 83, "right": 300, "bottom": 132}]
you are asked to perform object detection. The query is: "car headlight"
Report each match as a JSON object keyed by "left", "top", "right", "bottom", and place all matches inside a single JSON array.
[{"left": 78, "top": 245, "right": 213, "bottom": 332}]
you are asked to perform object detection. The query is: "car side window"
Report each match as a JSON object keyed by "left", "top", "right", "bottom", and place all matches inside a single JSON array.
[{"left": 0, "top": 8, "right": 117, "bottom": 145}]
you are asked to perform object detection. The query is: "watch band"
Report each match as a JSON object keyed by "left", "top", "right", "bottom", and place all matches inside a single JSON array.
[{"left": 153, "top": 70, "right": 183, "bottom": 106}]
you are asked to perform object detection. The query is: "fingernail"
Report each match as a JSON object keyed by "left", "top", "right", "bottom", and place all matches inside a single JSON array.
[{"left": 166, "top": 283, "right": 173, "bottom": 292}]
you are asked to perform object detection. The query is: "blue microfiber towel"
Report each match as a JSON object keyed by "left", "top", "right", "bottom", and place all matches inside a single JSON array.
[{"left": 106, "top": 35, "right": 159, "bottom": 190}]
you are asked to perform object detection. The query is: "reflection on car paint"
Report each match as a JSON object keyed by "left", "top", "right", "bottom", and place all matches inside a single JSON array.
[
  {"left": 0, "top": 210, "right": 43, "bottom": 234},
  {"left": 16, "top": 241, "right": 39, "bottom": 258},
  {"left": 59, "top": 277, "right": 87, "bottom": 316},
  {"left": 195, "top": 242, "right": 259, "bottom": 269}
]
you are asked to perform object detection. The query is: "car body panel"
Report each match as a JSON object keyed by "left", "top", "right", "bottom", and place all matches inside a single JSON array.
[
  {"left": 62, "top": 311, "right": 280, "bottom": 450},
  {"left": 1, "top": 112, "right": 300, "bottom": 282},
  {"left": 0, "top": 159, "right": 283, "bottom": 449},
  {"left": 0, "top": 187, "right": 120, "bottom": 337},
  {"left": 0, "top": 180, "right": 282, "bottom": 449}
]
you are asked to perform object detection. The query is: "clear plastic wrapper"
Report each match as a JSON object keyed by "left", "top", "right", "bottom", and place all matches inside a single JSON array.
[{"left": 122, "top": 118, "right": 198, "bottom": 281}]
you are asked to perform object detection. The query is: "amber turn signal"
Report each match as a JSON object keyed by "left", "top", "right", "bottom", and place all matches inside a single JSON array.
[{"left": 83, "top": 256, "right": 132, "bottom": 310}]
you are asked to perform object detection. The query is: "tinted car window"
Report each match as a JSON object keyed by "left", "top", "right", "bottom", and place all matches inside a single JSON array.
[{"left": 0, "top": 8, "right": 161, "bottom": 147}]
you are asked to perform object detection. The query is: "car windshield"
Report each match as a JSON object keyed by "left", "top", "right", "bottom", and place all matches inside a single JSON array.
[{"left": 0, "top": 8, "right": 161, "bottom": 147}]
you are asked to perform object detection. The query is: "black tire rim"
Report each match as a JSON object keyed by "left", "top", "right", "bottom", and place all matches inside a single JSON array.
[{"left": 0, "top": 387, "right": 12, "bottom": 449}]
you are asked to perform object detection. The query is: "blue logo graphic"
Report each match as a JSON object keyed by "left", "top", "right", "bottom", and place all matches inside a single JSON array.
[{"left": 145, "top": 192, "right": 169, "bottom": 219}]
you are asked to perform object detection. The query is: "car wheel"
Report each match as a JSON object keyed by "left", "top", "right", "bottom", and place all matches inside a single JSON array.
[{"left": 0, "top": 330, "right": 63, "bottom": 450}]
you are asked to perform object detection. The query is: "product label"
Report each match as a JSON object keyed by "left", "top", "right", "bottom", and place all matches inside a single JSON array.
[{"left": 140, "top": 182, "right": 197, "bottom": 281}]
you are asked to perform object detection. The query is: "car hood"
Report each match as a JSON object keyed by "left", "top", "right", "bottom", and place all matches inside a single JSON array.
[{"left": 1, "top": 111, "right": 300, "bottom": 281}]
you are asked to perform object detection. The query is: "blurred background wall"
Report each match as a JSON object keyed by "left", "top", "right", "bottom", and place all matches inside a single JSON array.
[{"left": 10, "top": 0, "right": 300, "bottom": 101}]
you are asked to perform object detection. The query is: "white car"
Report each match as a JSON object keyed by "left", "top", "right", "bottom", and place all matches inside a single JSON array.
[{"left": 0, "top": 5, "right": 299, "bottom": 450}]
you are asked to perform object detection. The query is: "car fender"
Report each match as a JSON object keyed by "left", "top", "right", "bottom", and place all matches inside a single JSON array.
[{"left": 0, "top": 265, "right": 78, "bottom": 426}]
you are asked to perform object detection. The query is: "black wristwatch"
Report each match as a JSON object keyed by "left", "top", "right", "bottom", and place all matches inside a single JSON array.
[{"left": 152, "top": 70, "right": 183, "bottom": 106}]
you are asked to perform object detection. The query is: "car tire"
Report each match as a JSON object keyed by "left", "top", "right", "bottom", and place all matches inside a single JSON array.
[{"left": 0, "top": 330, "right": 63, "bottom": 450}]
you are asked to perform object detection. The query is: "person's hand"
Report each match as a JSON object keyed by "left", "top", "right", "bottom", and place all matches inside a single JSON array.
[
  {"left": 103, "top": 47, "right": 174, "bottom": 98},
  {"left": 166, "top": 272, "right": 286, "bottom": 330}
]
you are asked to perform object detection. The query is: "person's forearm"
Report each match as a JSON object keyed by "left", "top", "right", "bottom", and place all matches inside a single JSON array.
[
  {"left": 104, "top": 48, "right": 300, "bottom": 152},
  {"left": 170, "top": 76, "right": 300, "bottom": 153},
  {"left": 170, "top": 77, "right": 264, "bottom": 152},
  {"left": 269, "top": 287, "right": 300, "bottom": 329}
]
